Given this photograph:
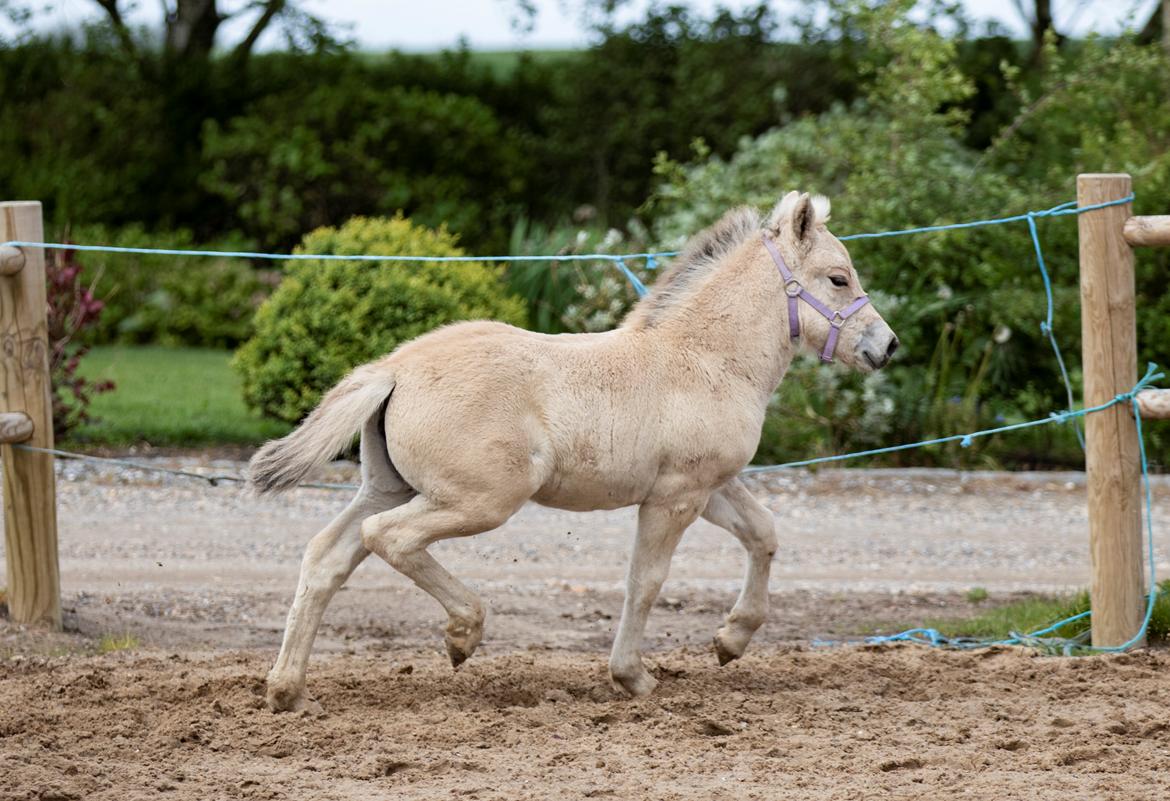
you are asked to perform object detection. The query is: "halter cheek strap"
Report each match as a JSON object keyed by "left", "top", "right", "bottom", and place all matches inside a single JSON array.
[{"left": 762, "top": 232, "right": 870, "bottom": 363}]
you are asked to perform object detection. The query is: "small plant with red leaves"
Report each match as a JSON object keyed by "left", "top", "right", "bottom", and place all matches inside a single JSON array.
[{"left": 47, "top": 248, "right": 114, "bottom": 438}]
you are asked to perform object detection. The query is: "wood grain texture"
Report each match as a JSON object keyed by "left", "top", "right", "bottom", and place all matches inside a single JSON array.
[
  {"left": 1078, "top": 174, "right": 1144, "bottom": 648},
  {"left": 1123, "top": 216, "right": 1170, "bottom": 248},
  {"left": 0, "top": 202, "right": 60, "bottom": 629},
  {"left": 1136, "top": 389, "right": 1170, "bottom": 420},
  {"left": 0, "top": 411, "right": 33, "bottom": 443}
]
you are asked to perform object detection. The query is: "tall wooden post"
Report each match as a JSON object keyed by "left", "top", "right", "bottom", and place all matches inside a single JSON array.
[
  {"left": 0, "top": 202, "right": 60, "bottom": 629},
  {"left": 1078, "top": 174, "right": 1144, "bottom": 648}
]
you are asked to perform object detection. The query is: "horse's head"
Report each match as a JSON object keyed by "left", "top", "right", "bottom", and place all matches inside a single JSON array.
[{"left": 763, "top": 191, "right": 898, "bottom": 372}]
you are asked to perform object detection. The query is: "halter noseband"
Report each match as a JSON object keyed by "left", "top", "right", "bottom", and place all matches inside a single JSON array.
[{"left": 762, "top": 232, "right": 870, "bottom": 363}]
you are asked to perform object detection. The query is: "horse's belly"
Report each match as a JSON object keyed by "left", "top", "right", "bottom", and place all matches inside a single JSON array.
[{"left": 531, "top": 460, "right": 652, "bottom": 512}]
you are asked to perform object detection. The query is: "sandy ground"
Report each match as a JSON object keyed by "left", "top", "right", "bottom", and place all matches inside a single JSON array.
[{"left": 2, "top": 460, "right": 1170, "bottom": 799}]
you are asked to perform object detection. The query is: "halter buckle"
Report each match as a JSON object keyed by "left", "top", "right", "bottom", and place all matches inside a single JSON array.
[{"left": 784, "top": 278, "right": 803, "bottom": 298}]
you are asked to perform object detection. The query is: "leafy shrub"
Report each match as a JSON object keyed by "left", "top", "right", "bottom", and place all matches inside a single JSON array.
[
  {"left": 47, "top": 248, "right": 114, "bottom": 437},
  {"left": 67, "top": 224, "right": 270, "bottom": 348},
  {"left": 234, "top": 215, "right": 527, "bottom": 423},
  {"left": 503, "top": 217, "right": 654, "bottom": 334}
]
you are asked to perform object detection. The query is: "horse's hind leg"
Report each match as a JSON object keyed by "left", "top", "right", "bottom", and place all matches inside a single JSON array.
[
  {"left": 267, "top": 413, "right": 412, "bottom": 713},
  {"left": 267, "top": 490, "right": 404, "bottom": 712},
  {"left": 360, "top": 494, "right": 519, "bottom": 667},
  {"left": 702, "top": 478, "right": 777, "bottom": 665}
]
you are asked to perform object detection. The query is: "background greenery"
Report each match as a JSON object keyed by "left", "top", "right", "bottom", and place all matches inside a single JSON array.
[
  {"left": 234, "top": 215, "right": 527, "bottom": 423},
  {"left": 3, "top": 0, "right": 1168, "bottom": 467}
]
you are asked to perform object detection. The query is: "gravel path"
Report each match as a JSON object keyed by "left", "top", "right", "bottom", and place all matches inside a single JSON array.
[{"left": 2, "top": 457, "right": 1168, "bottom": 654}]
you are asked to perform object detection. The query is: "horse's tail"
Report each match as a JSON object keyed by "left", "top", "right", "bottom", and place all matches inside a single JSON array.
[{"left": 248, "top": 363, "right": 396, "bottom": 494}]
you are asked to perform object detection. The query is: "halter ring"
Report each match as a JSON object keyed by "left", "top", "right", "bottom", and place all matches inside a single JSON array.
[{"left": 784, "top": 279, "right": 803, "bottom": 298}]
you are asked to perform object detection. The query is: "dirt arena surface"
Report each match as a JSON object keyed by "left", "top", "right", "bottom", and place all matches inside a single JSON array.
[
  {"left": 3, "top": 461, "right": 1170, "bottom": 798},
  {"left": 3, "top": 646, "right": 1170, "bottom": 800}
]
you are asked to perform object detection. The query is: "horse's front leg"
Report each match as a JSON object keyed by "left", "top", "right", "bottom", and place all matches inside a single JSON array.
[
  {"left": 609, "top": 493, "right": 707, "bottom": 697},
  {"left": 701, "top": 478, "right": 777, "bottom": 664}
]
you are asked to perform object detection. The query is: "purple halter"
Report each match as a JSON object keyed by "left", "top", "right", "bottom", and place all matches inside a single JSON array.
[{"left": 762, "top": 232, "right": 870, "bottom": 363}]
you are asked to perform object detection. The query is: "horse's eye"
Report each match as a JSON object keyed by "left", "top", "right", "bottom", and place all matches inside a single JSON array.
[{"left": 829, "top": 275, "right": 849, "bottom": 288}]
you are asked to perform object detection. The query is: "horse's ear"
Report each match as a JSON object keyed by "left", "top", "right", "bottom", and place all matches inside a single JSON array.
[{"left": 766, "top": 191, "right": 819, "bottom": 245}]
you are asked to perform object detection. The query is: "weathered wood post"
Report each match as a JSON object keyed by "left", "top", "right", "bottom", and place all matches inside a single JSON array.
[
  {"left": 1078, "top": 174, "right": 1144, "bottom": 648},
  {"left": 0, "top": 201, "right": 60, "bottom": 629}
]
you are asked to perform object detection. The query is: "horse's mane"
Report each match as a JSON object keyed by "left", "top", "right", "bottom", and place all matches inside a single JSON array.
[{"left": 622, "top": 205, "right": 761, "bottom": 329}]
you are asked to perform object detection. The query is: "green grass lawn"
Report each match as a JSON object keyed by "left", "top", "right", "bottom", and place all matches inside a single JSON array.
[{"left": 72, "top": 345, "right": 291, "bottom": 447}]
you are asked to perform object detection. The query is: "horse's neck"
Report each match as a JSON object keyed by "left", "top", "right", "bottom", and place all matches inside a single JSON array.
[{"left": 651, "top": 255, "right": 795, "bottom": 398}]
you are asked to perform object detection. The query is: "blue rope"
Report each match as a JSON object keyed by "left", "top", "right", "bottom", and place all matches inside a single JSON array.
[
  {"left": 821, "top": 365, "right": 1163, "bottom": 654},
  {"left": 0, "top": 242, "right": 679, "bottom": 264},
  {"left": 0, "top": 195, "right": 1130, "bottom": 308},
  {"left": 0, "top": 192, "right": 1130, "bottom": 270},
  {"left": 1027, "top": 210, "right": 1085, "bottom": 449},
  {"left": 612, "top": 258, "right": 649, "bottom": 298},
  {"left": 743, "top": 364, "right": 1162, "bottom": 474},
  {"left": 836, "top": 195, "right": 1132, "bottom": 241}
]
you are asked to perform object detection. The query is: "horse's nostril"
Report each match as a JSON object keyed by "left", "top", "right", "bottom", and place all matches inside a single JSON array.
[{"left": 886, "top": 336, "right": 900, "bottom": 359}]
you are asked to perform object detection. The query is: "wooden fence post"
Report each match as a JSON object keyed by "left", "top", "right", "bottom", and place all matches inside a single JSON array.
[
  {"left": 1078, "top": 174, "right": 1144, "bottom": 648},
  {"left": 0, "top": 201, "right": 60, "bottom": 629}
]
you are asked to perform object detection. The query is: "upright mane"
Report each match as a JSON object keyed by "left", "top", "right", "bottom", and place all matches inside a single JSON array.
[{"left": 622, "top": 206, "right": 761, "bottom": 329}]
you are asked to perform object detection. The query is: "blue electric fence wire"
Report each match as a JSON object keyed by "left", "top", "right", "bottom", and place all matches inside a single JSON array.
[
  {"left": 742, "top": 364, "right": 1162, "bottom": 474},
  {"left": 0, "top": 193, "right": 1131, "bottom": 268},
  {"left": 836, "top": 195, "right": 1132, "bottom": 241},
  {"left": 1028, "top": 211, "right": 1085, "bottom": 448},
  {"left": 613, "top": 258, "right": 649, "bottom": 297},
  {"left": 0, "top": 241, "right": 679, "bottom": 264}
]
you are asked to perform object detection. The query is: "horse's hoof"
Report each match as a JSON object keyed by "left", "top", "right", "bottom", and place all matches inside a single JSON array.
[
  {"left": 713, "top": 634, "right": 741, "bottom": 666},
  {"left": 296, "top": 697, "right": 326, "bottom": 718},
  {"left": 610, "top": 665, "right": 658, "bottom": 697},
  {"left": 446, "top": 639, "right": 471, "bottom": 669},
  {"left": 444, "top": 615, "right": 483, "bottom": 669},
  {"left": 267, "top": 679, "right": 309, "bottom": 713}
]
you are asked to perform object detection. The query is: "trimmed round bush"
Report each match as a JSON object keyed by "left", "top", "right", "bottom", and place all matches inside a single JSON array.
[{"left": 234, "top": 215, "right": 527, "bottom": 423}]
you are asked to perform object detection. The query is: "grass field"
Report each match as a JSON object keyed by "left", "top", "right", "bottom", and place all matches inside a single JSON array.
[{"left": 72, "top": 345, "right": 290, "bottom": 447}]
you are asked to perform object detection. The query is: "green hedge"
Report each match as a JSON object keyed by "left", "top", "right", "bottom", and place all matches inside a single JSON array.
[{"left": 234, "top": 215, "right": 527, "bottom": 423}]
